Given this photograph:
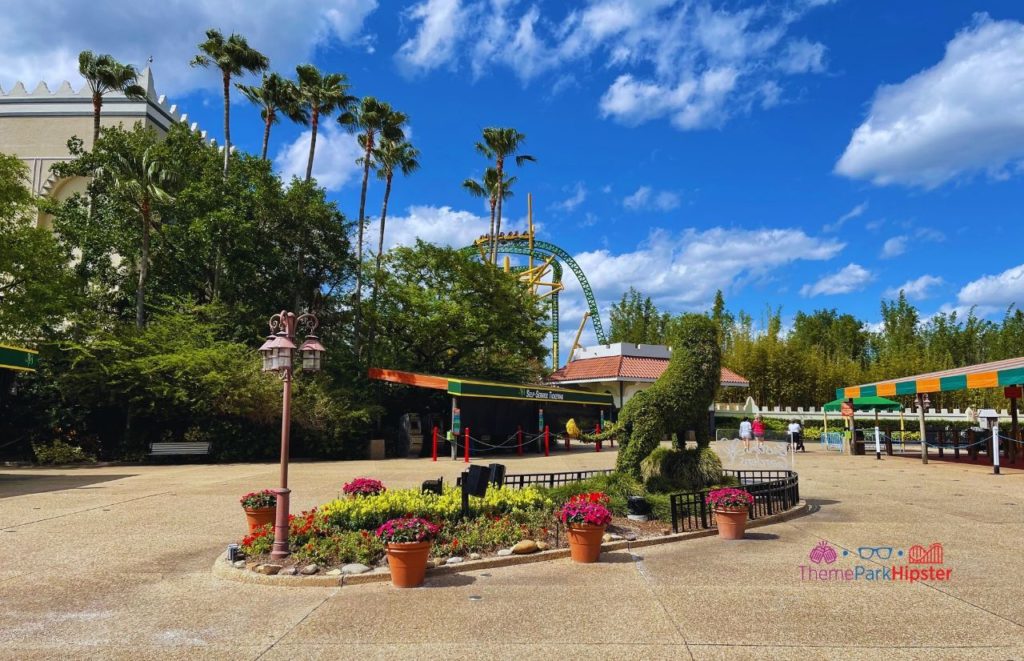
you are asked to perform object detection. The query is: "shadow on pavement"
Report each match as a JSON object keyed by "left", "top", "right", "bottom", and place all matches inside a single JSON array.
[
  {"left": 742, "top": 532, "right": 780, "bottom": 541},
  {"left": 0, "top": 473, "right": 135, "bottom": 499}
]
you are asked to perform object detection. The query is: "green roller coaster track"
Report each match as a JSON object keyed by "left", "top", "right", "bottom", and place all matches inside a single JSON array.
[{"left": 459, "top": 238, "right": 607, "bottom": 368}]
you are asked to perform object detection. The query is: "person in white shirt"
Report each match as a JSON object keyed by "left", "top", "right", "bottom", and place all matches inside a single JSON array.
[
  {"left": 739, "top": 417, "right": 753, "bottom": 450},
  {"left": 788, "top": 420, "right": 805, "bottom": 452}
]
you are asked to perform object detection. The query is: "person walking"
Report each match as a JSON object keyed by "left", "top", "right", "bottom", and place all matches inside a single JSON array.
[
  {"left": 752, "top": 415, "right": 766, "bottom": 451},
  {"left": 739, "top": 417, "right": 753, "bottom": 451},
  {"left": 788, "top": 419, "right": 805, "bottom": 452}
]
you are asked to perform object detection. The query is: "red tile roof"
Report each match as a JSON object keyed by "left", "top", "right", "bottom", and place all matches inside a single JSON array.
[{"left": 548, "top": 356, "right": 749, "bottom": 387}]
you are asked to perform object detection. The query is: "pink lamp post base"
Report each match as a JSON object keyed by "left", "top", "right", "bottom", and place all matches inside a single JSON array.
[{"left": 270, "top": 487, "right": 292, "bottom": 559}]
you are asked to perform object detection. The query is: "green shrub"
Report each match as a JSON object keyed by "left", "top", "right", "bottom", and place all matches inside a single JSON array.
[
  {"left": 640, "top": 447, "right": 723, "bottom": 492},
  {"left": 32, "top": 440, "right": 97, "bottom": 465},
  {"left": 540, "top": 472, "right": 644, "bottom": 517},
  {"left": 294, "top": 530, "right": 384, "bottom": 566},
  {"left": 318, "top": 485, "right": 552, "bottom": 531},
  {"left": 432, "top": 513, "right": 550, "bottom": 557}
]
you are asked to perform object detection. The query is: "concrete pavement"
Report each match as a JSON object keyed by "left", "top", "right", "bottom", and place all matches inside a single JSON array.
[{"left": 1, "top": 446, "right": 1022, "bottom": 659}]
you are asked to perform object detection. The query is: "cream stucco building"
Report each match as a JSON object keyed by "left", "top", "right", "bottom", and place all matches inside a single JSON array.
[{"left": 0, "top": 68, "right": 201, "bottom": 226}]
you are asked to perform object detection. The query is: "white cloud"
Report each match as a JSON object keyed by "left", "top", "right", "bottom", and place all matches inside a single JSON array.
[
  {"left": 567, "top": 227, "right": 844, "bottom": 310},
  {"left": 273, "top": 124, "right": 362, "bottom": 191},
  {"left": 823, "top": 201, "right": 867, "bottom": 232},
  {"left": 957, "top": 263, "right": 1024, "bottom": 308},
  {"left": 623, "top": 186, "right": 681, "bottom": 212},
  {"left": 884, "top": 274, "right": 944, "bottom": 300},
  {"left": 0, "top": 1, "right": 379, "bottom": 96},
  {"left": 553, "top": 182, "right": 587, "bottom": 212},
  {"left": 398, "top": 1, "right": 831, "bottom": 130},
  {"left": 395, "top": 0, "right": 468, "bottom": 74},
  {"left": 778, "top": 39, "right": 827, "bottom": 73},
  {"left": 880, "top": 236, "right": 907, "bottom": 259},
  {"left": 800, "top": 263, "right": 872, "bottom": 297},
  {"left": 364, "top": 204, "right": 533, "bottom": 254},
  {"left": 836, "top": 14, "right": 1024, "bottom": 187}
]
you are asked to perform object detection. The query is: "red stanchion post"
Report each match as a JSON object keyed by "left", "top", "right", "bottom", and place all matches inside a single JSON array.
[
  {"left": 544, "top": 425, "right": 550, "bottom": 457},
  {"left": 432, "top": 426, "right": 438, "bottom": 462},
  {"left": 464, "top": 427, "right": 470, "bottom": 463},
  {"left": 595, "top": 424, "right": 602, "bottom": 452},
  {"left": 517, "top": 425, "right": 523, "bottom": 456}
]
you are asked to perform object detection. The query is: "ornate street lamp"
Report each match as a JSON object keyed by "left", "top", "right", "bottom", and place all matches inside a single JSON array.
[{"left": 258, "top": 310, "right": 324, "bottom": 559}]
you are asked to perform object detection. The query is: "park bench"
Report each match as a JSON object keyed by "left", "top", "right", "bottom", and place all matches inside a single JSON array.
[{"left": 149, "top": 441, "right": 211, "bottom": 457}]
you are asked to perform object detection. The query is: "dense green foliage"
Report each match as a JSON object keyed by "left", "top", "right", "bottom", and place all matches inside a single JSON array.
[
  {"left": 602, "top": 315, "right": 722, "bottom": 479},
  {"left": 640, "top": 447, "right": 724, "bottom": 493},
  {"left": 610, "top": 288, "right": 1024, "bottom": 410}
]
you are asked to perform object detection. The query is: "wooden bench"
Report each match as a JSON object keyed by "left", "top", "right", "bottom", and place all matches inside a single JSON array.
[{"left": 149, "top": 441, "right": 211, "bottom": 456}]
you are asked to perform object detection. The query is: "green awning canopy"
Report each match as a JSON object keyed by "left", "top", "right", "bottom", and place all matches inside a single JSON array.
[
  {"left": 0, "top": 344, "right": 38, "bottom": 372},
  {"left": 823, "top": 396, "right": 901, "bottom": 412}
]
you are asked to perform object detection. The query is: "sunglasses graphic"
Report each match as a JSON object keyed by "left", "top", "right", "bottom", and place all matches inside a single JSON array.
[{"left": 857, "top": 546, "right": 894, "bottom": 560}]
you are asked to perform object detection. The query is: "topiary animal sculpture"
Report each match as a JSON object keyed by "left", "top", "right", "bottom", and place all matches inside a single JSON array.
[{"left": 597, "top": 314, "right": 721, "bottom": 480}]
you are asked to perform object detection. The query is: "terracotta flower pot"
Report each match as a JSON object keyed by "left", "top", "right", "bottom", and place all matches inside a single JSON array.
[
  {"left": 566, "top": 524, "right": 606, "bottom": 563},
  {"left": 386, "top": 541, "right": 432, "bottom": 588},
  {"left": 714, "top": 508, "right": 748, "bottom": 540},
  {"left": 244, "top": 507, "right": 276, "bottom": 534}
]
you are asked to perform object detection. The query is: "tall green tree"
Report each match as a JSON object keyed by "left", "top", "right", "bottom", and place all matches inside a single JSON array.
[
  {"left": 340, "top": 97, "right": 407, "bottom": 340},
  {"left": 236, "top": 73, "right": 306, "bottom": 160},
  {"left": 371, "top": 242, "right": 547, "bottom": 383},
  {"left": 78, "top": 51, "right": 146, "bottom": 144},
  {"left": 462, "top": 167, "right": 515, "bottom": 257},
  {"left": 94, "top": 143, "right": 177, "bottom": 328},
  {"left": 609, "top": 287, "right": 669, "bottom": 344},
  {"left": 366, "top": 138, "right": 419, "bottom": 362},
  {"left": 191, "top": 29, "right": 268, "bottom": 175},
  {"left": 475, "top": 128, "right": 535, "bottom": 263},
  {"left": 294, "top": 65, "right": 356, "bottom": 182},
  {"left": 0, "top": 154, "right": 78, "bottom": 342}
]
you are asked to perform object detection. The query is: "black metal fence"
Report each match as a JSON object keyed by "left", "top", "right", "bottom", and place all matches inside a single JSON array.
[
  {"left": 457, "top": 468, "right": 614, "bottom": 489},
  {"left": 669, "top": 470, "right": 800, "bottom": 533}
]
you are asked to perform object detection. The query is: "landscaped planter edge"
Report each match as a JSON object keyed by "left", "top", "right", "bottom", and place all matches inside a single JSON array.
[{"left": 211, "top": 499, "right": 809, "bottom": 588}]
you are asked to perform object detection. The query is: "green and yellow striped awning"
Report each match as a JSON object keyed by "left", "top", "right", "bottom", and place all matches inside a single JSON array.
[
  {"left": 0, "top": 343, "right": 38, "bottom": 372},
  {"left": 836, "top": 356, "right": 1024, "bottom": 400}
]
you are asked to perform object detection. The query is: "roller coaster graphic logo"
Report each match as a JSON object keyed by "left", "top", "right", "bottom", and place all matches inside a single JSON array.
[{"left": 907, "top": 543, "right": 943, "bottom": 564}]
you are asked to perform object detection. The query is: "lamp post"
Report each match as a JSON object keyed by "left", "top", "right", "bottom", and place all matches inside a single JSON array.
[{"left": 258, "top": 310, "right": 326, "bottom": 560}]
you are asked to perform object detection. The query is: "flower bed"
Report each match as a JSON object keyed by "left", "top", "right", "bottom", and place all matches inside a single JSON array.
[{"left": 235, "top": 476, "right": 704, "bottom": 574}]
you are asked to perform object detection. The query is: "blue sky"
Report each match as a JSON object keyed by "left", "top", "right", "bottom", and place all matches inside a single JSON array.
[{"left": 4, "top": 0, "right": 1024, "bottom": 351}]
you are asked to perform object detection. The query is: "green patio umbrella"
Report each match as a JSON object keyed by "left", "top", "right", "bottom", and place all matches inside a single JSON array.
[{"left": 822, "top": 396, "right": 901, "bottom": 412}]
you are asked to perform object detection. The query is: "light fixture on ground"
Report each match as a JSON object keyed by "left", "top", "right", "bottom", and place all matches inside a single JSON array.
[{"left": 258, "top": 310, "right": 325, "bottom": 560}]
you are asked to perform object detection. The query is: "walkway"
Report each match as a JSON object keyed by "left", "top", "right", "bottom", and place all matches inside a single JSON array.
[{"left": 1, "top": 447, "right": 1022, "bottom": 659}]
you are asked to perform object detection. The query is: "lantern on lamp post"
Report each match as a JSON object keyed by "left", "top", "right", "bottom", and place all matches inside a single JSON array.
[{"left": 258, "top": 310, "right": 325, "bottom": 560}]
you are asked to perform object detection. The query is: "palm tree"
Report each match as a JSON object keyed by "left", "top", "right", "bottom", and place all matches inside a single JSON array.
[
  {"left": 237, "top": 73, "right": 306, "bottom": 160},
  {"left": 191, "top": 29, "right": 268, "bottom": 175},
  {"left": 95, "top": 145, "right": 176, "bottom": 328},
  {"left": 339, "top": 98, "right": 407, "bottom": 321},
  {"left": 366, "top": 138, "right": 419, "bottom": 362},
  {"left": 462, "top": 167, "right": 515, "bottom": 261},
  {"left": 294, "top": 64, "right": 356, "bottom": 182},
  {"left": 78, "top": 51, "right": 146, "bottom": 144},
  {"left": 475, "top": 128, "right": 535, "bottom": 263},
  {"left": 371, "top": 139, "right": 419, "bottom": 294}
]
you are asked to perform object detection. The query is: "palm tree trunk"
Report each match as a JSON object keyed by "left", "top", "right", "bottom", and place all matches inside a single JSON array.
[
  {"left": 222, "top": 72, "right": 231, "bottom": 176},
  {"left": 92, "top": 94, "right": 103, "bottom": 145},
  {"left": 137, "top": 200, "right": 151, "bottom": 329},
  {"left": 353, "top": 131, "right": 374, "bottom": 358},
  {"left": 487, "top": 198, "right": 496, "bottom": 262},
  {"left": 261, "top": 110, "right": 273, "bottom": 161},
  {"left": 305, "top": 108, "right": 319, "bottom": 182},
  {"left": 366, "top": 172, "right": 394, "bottom": 366},
  {"left": 493, "top": 158, "right": 505, "bottom": 264}
]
